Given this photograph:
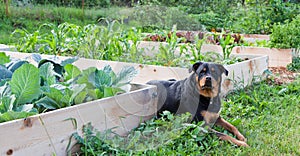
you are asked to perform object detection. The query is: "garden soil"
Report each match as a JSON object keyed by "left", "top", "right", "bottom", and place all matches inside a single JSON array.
[{"left": 269, "top": 67, "right": 300, "bottom": 85}]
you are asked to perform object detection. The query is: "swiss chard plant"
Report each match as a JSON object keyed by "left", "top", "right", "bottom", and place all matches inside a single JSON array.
[{"left": 0, "top": 52, "right": 138, "bottom": 123}]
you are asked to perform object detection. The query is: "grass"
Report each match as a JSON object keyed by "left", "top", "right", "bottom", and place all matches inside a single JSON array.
[
  {"left": 72, "top": 77, "right": 300, "bottom": 155},
  {"left": 219, "top": 78, "right": 300, "bottom": 155},
  {"left": 0, "top": 4, "right": 205, "bottom": 45},
  {"left": 0, "top": 4, "right": 132, "bottom": 44}
]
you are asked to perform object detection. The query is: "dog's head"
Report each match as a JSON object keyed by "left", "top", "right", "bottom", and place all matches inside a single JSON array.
[{"left": 190, "top": 61, "right": 228, "bottom": 98}]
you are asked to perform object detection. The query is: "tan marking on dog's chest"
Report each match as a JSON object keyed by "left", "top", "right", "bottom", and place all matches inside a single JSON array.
[{"left": 201, "top": 111, "right": 220, "bottom": 124}]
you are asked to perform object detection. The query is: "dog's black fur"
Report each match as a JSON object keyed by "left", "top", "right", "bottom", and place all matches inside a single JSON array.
[
  {"left": 147, "top": 61, "right": 248, "bottom": 147},
  {"left": 147, "top": 61, "right": 226, "bottom": 122}
]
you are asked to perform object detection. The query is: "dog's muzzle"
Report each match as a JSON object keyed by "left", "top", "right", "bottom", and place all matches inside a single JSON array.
[{"left": 202, "top": 76, "right": 213, "bottom": 89}]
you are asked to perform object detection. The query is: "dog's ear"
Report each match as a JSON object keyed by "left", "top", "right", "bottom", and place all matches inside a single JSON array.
[
  {"left": 217, "top": 64, "right": 229, "bottom": 76},
  {"left": 189, "top": 61, "right": 203, "bottom": 73}
]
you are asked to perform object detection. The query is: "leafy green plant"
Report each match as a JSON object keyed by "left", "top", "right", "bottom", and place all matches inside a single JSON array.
[
  {"left": 11, "top": 29, "right": 40, "bottom": 53},
  {"left": 10, "top": 64, "right": 41, "bottom": 105},
  {"left": 0, "top": 53, "right": 138, "bottom": 122},
  {"left": 35, "top": 59, "right": 138, "bottom": 111},
  {"left": 38, "top": 23, "right": 84, "bottom": 55},
  {"left": 70, "top": 111, "right": 218, "bottom": 155},
  {"left": 131, "top": 5, "right": 205, "bottom": 31},
  {"left": 124, "top": 27, "right": 144, "bottom": 63},
  {"left": 270, "top": 15, "right": 300, "bottom": 49},
  {"left": 156, "top": 30, "right": 182, "bottom": 66},
  {"left": 0, "top": 64, "right": 39, "bottom": 122},
  {"left": 218, "top": 33, "right": 236, "bottom": 60},
  {"left": 0, "top": 52, "right": 10, "bottom": 65},
  {"left": 12, "top": 22, "right": 84, "bottom": 55},
  {"left": 145, "top": 28, "right": 189, "bottom": 67},
  {"left": 287, "top": 50, "right": 300, "bottom": 72},
  {"left": 186, "top": 35, "right": 206, "bottom": 64},
  {"left": 79, "top": 21, "right": 143, "bottom": 62}
]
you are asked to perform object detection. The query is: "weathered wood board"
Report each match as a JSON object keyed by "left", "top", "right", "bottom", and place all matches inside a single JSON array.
[
  {"left": 232, "top": 46, "right": 292, "bottom": 67},
  {"left": 0, "top": 84, "right": 157, "bottom": 156}
]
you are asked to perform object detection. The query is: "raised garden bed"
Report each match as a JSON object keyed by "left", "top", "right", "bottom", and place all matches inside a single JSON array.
[
  {"left": 4, "top": 51, "right": 269, "bottom": 96},
  {"left": 140, "top": 30, "right": 291, "bottom": 67},
  {"left": 0, "top": 83, "right": 157, "bottom": 155},
  {"left": 137, "top": 41, "right": 291, "bottom": 67},
  {"left": 0, "top": 50, "right": 267, "bottom": 155},
  {"left": 0, "top": 52, "right": 157, "bottom": 155}
]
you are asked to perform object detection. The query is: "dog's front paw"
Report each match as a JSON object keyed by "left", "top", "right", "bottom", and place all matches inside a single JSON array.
[
  {"left": 236, "top": 133, "right": 247, "bottom": 142},
  {"left": 236, "top": 140, "right": 249, "bottom": 147}
]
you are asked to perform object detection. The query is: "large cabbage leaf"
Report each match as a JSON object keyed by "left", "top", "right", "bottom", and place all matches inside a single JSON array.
[{"left": 9, "top": 64, "right": 41, "bottom": 105}]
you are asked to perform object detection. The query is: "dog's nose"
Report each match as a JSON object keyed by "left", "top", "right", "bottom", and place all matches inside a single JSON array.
[{"left": 206, "top": 76, "right": 211, "bottom": 81}]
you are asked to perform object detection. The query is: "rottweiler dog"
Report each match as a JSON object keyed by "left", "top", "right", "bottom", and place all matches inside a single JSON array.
[{"left": 147, "top": 61, "right": 248, "bottom": 147}]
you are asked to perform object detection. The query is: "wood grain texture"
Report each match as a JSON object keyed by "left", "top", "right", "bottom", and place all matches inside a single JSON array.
[{"left": 0, "top": 84, "right": 157, "bottom": 156}]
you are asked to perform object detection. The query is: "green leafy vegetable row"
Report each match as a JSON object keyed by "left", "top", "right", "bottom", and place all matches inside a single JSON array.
[
  {"left": 0, "top": 52, "right": 138, "bottom": 123},
  {"left": 12, "top": 22, "right": 243, "bottom": 68}
]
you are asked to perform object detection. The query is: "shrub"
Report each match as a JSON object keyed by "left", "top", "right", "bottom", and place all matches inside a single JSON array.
[
  {"left": 131, "top": 5, "right": 205, "bottom": 31},
  {"left": 269, "top": 15, "right": 300, "bottom": 49}
]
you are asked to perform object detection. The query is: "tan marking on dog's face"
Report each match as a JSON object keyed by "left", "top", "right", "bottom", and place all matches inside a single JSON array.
[
  {"left": 201, "top": 111, "right": 220, "bottom": 124},
  {"left": 196, "top": 75, "right": 206, "bottom": 88},
  {"left": 196, "top": 75, "right": 220, "bottom": 98}
]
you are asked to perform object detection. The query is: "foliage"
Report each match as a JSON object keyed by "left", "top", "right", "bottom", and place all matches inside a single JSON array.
[
  {"left": 11, "top": 21, "right": 246, "bottom": 69},
  {"left": 11, "top": 29, "right": 40, "bottom": 53},
  {"left": 0, "top": 53, "right": 138, "bottom": 123},
  {"left": 135, "top": 0, "right": 293, "bottom": 34},
  {"left": 269, "top": 15, "right": 300, "bottom": 49},
  {"left": 0, "top": 52, "right": 10, "bottom": 65},
  {"left": 287, "top": 50, "right": 300, "bottom": 72},
  {"left": 187, "top": 36, "right": 206, "bottom": 64},
  {"left": 72, "top": 77, "right": 300, "bottom": 155},
  {"left": 12, "top": 22, "right": 84, "bottom": 55},
  {"left": 10, "top": 64, "right": 41, "bottom": 105},
  {"left": 71, "top": 111, "right": 219, "bottom": 155},
  {"left": 2, "top": 0, "right": 300, "bottom": 45},
  {"left": 217, "top": 32, "right": 242, "bottom": 64},
  {"left": 78, "top": 21, "right": 137, "bottom": 61},
  {"left": 0, "top": 4, "right": 104, "bottom": 44},
  {"left": 31, "top": 0, "right": 111, "bottom": 8},
  {"left": 12, "top": 21, "right": 144, "bottom": 63},
  {"left": 131, "top": 5, "right": 205, "bottom": 31},
  {"left": 154, "top": 29, "right": 186, "bottom": 67},
  {"left": 192, "top": 11, "right": 225, "bottom": 32}
]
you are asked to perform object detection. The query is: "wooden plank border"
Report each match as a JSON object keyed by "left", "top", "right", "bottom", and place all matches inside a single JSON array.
[{"left": 0, "top": 84, "right": 157, "bottom": 156}]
